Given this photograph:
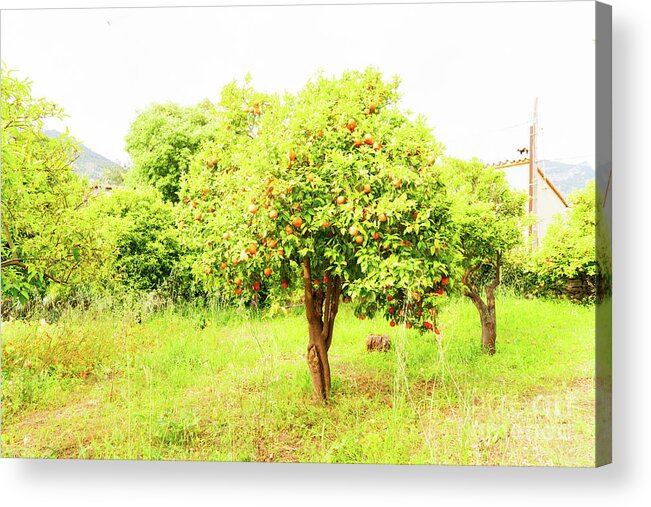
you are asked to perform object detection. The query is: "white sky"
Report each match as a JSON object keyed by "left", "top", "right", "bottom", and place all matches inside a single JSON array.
[{"left": 1, "top": 1, "right": 595, "bottom": 168}]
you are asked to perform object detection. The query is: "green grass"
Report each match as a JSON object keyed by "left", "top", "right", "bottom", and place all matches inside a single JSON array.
[{"left": 1, "top": 295, "right": 595, "bottom": 465}]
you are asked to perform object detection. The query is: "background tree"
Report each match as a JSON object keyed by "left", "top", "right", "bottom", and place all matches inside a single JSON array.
[
  {"left": 179, "top": 68, "right": 456, "bottom": 400},
  {"left": 100, "top": 164, "right": 130, "bottom": 186},
  {"left": 125, "top": 101, "right": 216, "bottom": 202},
  {"left": 441, "top": 157, "right": 527, "bottom": 354},
  {"left": 1, "top": 67, "right": 106, "bottom": 305}
]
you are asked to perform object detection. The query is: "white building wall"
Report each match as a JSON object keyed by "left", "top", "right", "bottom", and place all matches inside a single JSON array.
[
  {"left": 535, "top": 171, "right": 568, "bottom": 240},
  {"left": 498, "top": 161, "right": 568, "bottom": 244}
]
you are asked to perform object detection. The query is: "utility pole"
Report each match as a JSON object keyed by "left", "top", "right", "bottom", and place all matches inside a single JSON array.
[{"left": 528, "top": 98, "right": 539, "bottom": 250}]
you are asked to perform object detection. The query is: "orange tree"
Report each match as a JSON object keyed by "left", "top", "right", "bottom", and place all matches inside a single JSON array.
[
  {"left": 179, "top": 68, "right": 456, "bottom": 400},
  {"left": 441, "top": 157, "right": 527, "bottom": 354}
]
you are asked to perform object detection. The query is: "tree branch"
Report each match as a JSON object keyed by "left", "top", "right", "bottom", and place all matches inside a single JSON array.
[
  {"left": 487, "top": 253, "right": 502, "bottom": 292},
  {"left": 302, "top": 257, "right": 318, "bottom": 325},
  {"left": 0, "top": 258, "right": 66, "bottom": 284},
  {"left": 462, "top": 263, "right": 481, "bottom": 296},
  {"left": 2, "top": 220, "right": 19, "bottom": 261},
  {"left": 323, "top": 275, "right": 342, "bottom": 351},
  {"left": 462, "top": 264, "right": 487, "bottom": 313},
  {"left": 485, "top": 253, "right": 502, "bottom": 312}
]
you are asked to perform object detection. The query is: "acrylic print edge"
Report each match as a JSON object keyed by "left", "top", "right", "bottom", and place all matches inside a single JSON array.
[{"left": 595, "top": 0, "right": 612, "bottom": 468}]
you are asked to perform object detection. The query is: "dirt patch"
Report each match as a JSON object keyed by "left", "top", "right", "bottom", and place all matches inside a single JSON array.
[
  {"left": 3, "top": 394, "right": 112, "bottom": 459},
  {"left": 335, "top": 364, "right": 392, "bottom": 396}
]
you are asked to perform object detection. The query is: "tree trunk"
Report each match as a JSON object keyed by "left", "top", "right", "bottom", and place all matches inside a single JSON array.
[
  {"left": 303, "top": 258, "right": 341, "bottom": 401},
  {"left": 306, "top": 319, "right": 330, "bottom": 401},
  {"left": 463, "top": 255, "right": 501, "bottom": 355},
  {"left": 479, "top": 303, "right": 497, "bottom": 355}
]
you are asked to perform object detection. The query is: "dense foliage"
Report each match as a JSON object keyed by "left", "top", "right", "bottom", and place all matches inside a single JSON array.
[
  {"left": 533, "top": 180, "right": 597, "bottom": 300},
  {"left": 124, "top": 101, "right": 217, "bottom": 202},
  {"left": 87, "top": 186, "right": 184, "bottom": 294},
  {"left": 1, "top": 67, "right": 107, "bottom": 306}
]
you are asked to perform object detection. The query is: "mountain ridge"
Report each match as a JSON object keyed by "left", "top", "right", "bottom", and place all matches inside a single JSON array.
[
  {"left": 537, "top": 159, "right": 594, "bottom": 199},
  {"left": 44, "top": 130, "right": 120, "bottom": 183}
]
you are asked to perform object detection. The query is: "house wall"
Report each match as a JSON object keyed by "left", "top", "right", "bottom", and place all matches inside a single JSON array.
[
  {"left": 535, "top": 171, "right": 568, "bottom": 240},
  {"left": 501, "top": 162, "right": 530, "bottom": 196},
  {"left": 498, "top": 162, "right": 568, "bottom": 245}
]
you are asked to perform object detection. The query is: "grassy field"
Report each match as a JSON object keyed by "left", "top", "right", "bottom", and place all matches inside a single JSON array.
[{"left": 1, "top": 295, "right": 595, "bottom": 465}]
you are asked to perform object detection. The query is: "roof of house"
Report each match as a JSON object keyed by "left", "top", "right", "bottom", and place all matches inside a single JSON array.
[{"left": 487, "top": 158, "right": 569, "bottom": 208}]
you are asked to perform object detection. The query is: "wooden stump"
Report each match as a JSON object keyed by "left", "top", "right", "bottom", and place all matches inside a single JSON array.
[{"left": 366, "top": 334, "right": 390, "bottom": 352}]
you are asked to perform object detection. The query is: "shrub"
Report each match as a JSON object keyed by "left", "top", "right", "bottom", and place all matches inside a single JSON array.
[
  {"left": 87, "top": 186, "right": 186, "bottom": 295},
  {"left": 534, "top": 181, "right": 597, "bottom": 302}
]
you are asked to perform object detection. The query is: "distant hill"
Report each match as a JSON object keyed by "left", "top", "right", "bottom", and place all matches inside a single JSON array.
[
  {"left": 538, "top": 160, "right": 594, "bottom": 199},
  {"left": 44, "top": 130, "right": 120, "bottom": 183}
]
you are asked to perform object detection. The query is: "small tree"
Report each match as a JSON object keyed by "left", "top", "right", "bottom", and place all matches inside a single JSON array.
[
  {"left": 125, "top": 101, "right": 216, "bottom": 202},
  {"left": 441, "top": 157, "right": 526, "bottom": 354},
  {"left": 1, "top": 67, "right": 106, "bottom": 305},
  {"left": 179, "top": 68, "right": 456, "bottom": 400}
]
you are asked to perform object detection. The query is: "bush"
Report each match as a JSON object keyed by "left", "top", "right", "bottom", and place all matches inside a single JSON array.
[
  {"left": 499, "top": 182, "right": 598, "bottom": 303},
  {"left": 533, "top": 181, "right": 597, "bottom": 302},
  {"left": 87, "top": 186, "right": 186, "bottom": 294},
  {"left": 500, "top": 249, "right": 541, "bottom": 298}
]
